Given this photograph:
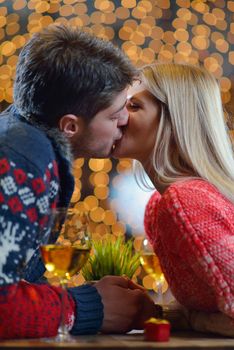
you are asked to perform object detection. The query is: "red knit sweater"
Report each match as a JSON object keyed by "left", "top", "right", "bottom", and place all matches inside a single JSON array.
[{"left": 144, "top": 179, "right": 234, "bottom": 318}]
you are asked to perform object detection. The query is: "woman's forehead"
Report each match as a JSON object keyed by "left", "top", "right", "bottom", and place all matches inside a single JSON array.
[{"left": 127, "top": 81, "right": 146, "bottom": 98}]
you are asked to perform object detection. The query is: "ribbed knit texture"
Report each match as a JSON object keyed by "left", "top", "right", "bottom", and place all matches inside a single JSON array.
[
  {"left": 0, "top": 280, "right": 75, "bottom": 339},
  {"left": 144, "top": 179, "right": 234, "bottom": 319},
  {"left": 69, "top": 284, "right": 104, "bottom": 335}
]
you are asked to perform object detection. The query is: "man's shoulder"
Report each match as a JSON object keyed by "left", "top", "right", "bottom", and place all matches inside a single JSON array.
[
  {"left": 0, "top": 107, "right": 51, "bottom": 145},
  {"left": 0, "top": 107, "right": 56, "bottom": 172}
]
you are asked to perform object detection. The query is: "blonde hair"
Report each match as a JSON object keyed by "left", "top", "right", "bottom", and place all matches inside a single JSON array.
[{"left": 136, "top": 63, "right": 234, "bottom": 204}]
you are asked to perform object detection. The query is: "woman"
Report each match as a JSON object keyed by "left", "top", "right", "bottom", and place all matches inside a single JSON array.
[{"left": 113, "top": 63, "right": 234, "bottom": 336}]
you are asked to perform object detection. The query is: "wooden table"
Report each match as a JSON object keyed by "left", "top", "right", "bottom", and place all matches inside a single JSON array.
[{"left": 0, "top": 331, "right": 233, "bottom": 350}]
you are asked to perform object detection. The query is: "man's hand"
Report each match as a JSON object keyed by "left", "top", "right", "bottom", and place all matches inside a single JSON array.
[{"left": 94, "top": 275, "right": 157, "bottom": 334}]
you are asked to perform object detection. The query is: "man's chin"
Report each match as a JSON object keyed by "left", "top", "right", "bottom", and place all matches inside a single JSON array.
[
  {"left": 74, "top": 145, "right": 118, "bottom": 159},
  {"left": 89, "top": 149, "right": 113, "bottom": 159}
]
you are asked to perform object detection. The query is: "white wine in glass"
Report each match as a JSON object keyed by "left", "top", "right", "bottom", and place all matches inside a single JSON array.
[
  {"left": 40, "top": 245, "right": 90, "bottom": 280},
  {"left": 140, "top": 238, "right": 165, "bottom": 305},
  {"left": 40, "top": 208, "right": 91, "bottom": 342}
]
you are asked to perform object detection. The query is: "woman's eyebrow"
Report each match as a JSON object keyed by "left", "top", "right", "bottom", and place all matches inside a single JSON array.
[{"left": 128, "top": 96, "right": 144, "bottom": 104}]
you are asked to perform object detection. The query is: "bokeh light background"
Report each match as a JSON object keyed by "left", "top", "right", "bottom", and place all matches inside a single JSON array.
[{"left": 0, "top": 0, "right": 233, "bottom": 293}]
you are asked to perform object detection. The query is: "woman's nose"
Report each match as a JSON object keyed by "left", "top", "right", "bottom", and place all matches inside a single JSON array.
[{"left": 117, "top": 107, "right": 129, "bottom": 127}]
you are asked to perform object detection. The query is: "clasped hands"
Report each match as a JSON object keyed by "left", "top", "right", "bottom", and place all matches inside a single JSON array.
[{"left": 94, "top": 275, "right": 159, "bottom": 334}]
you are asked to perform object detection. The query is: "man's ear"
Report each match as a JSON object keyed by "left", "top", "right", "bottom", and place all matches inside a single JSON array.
[{"left": 59, "top": 114, "right": 83, "bottom": 138}]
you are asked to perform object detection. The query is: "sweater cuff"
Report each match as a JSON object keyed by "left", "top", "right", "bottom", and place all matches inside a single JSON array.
[{"left": 68, "top": 284, "right": 103, "bottom": 335}]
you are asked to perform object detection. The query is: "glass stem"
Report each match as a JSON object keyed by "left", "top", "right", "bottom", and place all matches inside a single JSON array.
[
  {"left": 156, "top": 281, "right": 163, "bottom": 306},
  {"left": 58, "top": 279, "right": 69, "bottom": 337}
]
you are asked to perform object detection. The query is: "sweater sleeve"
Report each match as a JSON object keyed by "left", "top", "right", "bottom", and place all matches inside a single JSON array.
[
  {"left": 68, "top": 284, "right": 104, "bottom": 335},
  {"left": 0, "top": 280, "right": 75, "bottom": 339},
  {"left": 0, "top": 281, "right": 103, "bottom": 339},
  {"left": 156, "top": 183, "right": 234, "bottom": 319}
]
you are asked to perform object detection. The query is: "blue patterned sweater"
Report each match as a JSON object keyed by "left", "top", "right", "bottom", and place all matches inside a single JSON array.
[{"left": 0, "top": 105, "right": 103, "bottom": 339}]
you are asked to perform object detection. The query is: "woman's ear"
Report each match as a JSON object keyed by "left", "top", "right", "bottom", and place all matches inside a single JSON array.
[{"left": 59, "top": 114, "right": 82, "bottom": 138}]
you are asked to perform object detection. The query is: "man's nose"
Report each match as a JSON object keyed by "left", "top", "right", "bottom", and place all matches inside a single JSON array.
[{"left": 117, "top": 107, "right": 129, "bottom": 127}]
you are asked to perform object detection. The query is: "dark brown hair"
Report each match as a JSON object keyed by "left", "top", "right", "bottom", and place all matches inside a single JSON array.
[{"left": 14, "top": 25, "right": 137, "bottom": 126}]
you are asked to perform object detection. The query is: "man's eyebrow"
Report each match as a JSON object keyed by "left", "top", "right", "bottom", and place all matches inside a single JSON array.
[{"left": 109, "top": 100, "right": 127, "bottom": 116}]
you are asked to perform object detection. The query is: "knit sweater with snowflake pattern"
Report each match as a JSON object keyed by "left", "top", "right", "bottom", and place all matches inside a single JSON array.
[
  {"left": 0, "top": 105, "right": 103, "bottom": 339},
  {"left": 144, "top": 179, "right": 234, "bottom": 319}
]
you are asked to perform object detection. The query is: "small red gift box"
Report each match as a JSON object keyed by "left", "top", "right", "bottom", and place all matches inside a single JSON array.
[{"left": 144, "top": 317, "right": 170, "bottom": 342}]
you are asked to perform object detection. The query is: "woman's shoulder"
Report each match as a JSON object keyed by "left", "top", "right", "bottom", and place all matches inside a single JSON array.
[
  {"left": 163, "top": 178, "right": 233, "bottom": 207},
  {"left": 166, "top": 178, "right": 219, "bottom": 193},
  {"left": 146, "top": 178, "right": 233, "bottom": 214},
  {"left": 145, "top": 178, "right": 234, "bottom": 227},
  {"left": 159, "top": 179, "right": 234, "bottom": 228}
]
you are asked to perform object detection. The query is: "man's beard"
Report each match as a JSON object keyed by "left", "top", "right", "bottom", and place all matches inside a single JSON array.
[{"left": 71, "top": 134, "right": 111, "bottom": 159}]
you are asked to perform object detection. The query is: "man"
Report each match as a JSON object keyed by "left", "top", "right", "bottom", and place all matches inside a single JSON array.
[{"left": 0, "top": 25, "right": 156, "bottom": 339}]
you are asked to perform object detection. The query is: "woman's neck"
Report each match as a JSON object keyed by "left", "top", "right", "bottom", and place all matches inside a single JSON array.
[{"left": 141, "top": 160, "right": 168, "bottom": 195}]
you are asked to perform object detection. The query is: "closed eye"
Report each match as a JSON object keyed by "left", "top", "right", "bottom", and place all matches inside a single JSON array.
[
  {"left": 127, "top": 102, "right": 140, "bottom": 111},
  {"left": 110, "top": 116, "right": 119, "bottom": 121}
]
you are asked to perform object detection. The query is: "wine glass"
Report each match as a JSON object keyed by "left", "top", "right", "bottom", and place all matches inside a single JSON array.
[
  {"left": 140, "top": 238, "right": 165, "bottom": 305},
  {"left": 40, "top": 207, "right": 92, "bottom": 342}
]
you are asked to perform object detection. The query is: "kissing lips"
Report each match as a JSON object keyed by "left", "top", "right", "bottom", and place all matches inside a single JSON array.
[{"left": 111, "top": 127, "right": 127, "bottom": 156}]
